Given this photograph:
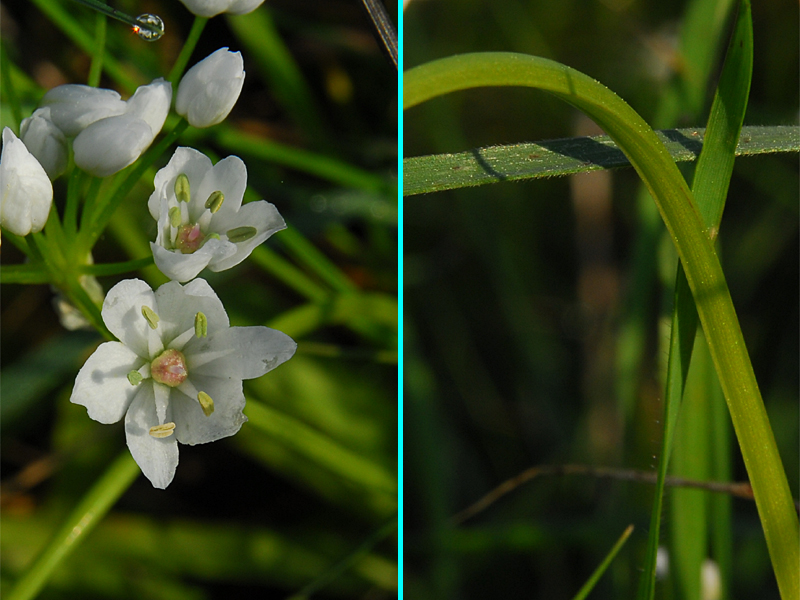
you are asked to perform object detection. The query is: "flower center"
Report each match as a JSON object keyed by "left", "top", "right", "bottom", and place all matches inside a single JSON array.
[
  {"left": 150, "top": 348, "right": 188, "bottom": 387},
  {"left": 175, "top": 223, "right": 205, "bottom": 253}
]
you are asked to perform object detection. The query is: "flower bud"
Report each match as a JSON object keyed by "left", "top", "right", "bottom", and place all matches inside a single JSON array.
[
  {"left": 176, "top": 48, "right": 245, "bottom": 128},
  {"left": 41, "top": 85, "right": 127, "bottom": 136},
  {"left": 177, "top": 0, "right": 264, "bottom": 18},
  {"left": 72, "top": 78, "right": 172, "bottom": 177},
  {"left": 0, "top": 128, "right": 53, "bottom": 236},
  {"left": 20, "top": 108, "right": 68, "bottom": 180}
]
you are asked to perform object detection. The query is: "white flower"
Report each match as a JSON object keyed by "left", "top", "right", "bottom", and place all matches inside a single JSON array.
[
  {"left": 20, "top": 107, "right": 68, "bottom": 179},
  {"left": 177, "top": 0, "right": 264, "bottom": 18},
  {"left": 70, "top": 278, "right": 296, "bottom": 489},
  {"left": 41, "top": 79, "right": 172, "bottom": 177},
  {"left": 176, "top": 48, "right": 244, "bottom": 128},
  {"left": 148, "top": 147, "right": 286, "bottom": 282},
  {"left": 41, "top": 85, "right": 127, "bottom": 136},
  {"left": 0, "top": 128, "right": 53, "bottom": 236}
]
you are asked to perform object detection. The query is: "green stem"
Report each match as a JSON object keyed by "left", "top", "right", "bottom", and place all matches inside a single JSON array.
[
  {"left": 7, "top": 451, "right": 140, "bottom": 600},
  {"left": 404, "top": 52, "right": 799, "bottom": 599},
  {"left": 63, "top": 168, "right": 83, "bottom": 239},
  {"left": 78, "top": 255, "right": 154, "bottom": 276},
  {"left": 87, "top": 12, "right": 106, "bottom": 87},
  {"left": 168, "top": 16, "right": 208, "bottom": 88},
  {"left": 77, "top": 119, "right": 189, "bottom": 254}
]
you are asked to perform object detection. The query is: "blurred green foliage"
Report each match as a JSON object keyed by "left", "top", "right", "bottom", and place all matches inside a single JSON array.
[
  {"left": 0, "top": 0, "right": 397, "bottom": 598},
  {"left": 403, "top": 0, "right": 797, "bottom": 598}
]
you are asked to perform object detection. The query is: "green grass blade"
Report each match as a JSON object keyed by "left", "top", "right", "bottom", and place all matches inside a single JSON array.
[
  {"left": 7, "top": 451, "right": 140, "bottom": 600},
  {"left": 572, "top": 525, "right": 634, "bottom": 600},
  {"left": 639, "top": 3, "right": 757, "bottom": 598},
  {"left": 213, "top": 126, "right": 392, "bottom": 194},
  {"left": 402, "top": 125, "right": 797, "bottom": 195},
  {"left": 226, "top": 9, "right": 329, "bottom": 146},
  {"left": 0, "top": 263, "right": 51, "bottom": 284},
  {"left": 404, "top": 47, "right": 799, "bottom": 599},
  {"left": 244, "top": 400, "right": 397, "bottom": 496}
]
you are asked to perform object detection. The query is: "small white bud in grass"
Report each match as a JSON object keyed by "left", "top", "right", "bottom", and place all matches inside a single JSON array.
[
  {"left": 194, "top": 311, "right": 208, "bottom": 338},
  {"left": 205, "top": 190, "right": 224, "bottom": 213},
  {"left": 174, "top": 173, "right": 191, "bottom": 203},
  {"left": 149, "top": 422, "right": 176, "bottom": 438},
  {"left": 127, "top": 370, "right": 143, "bottom": 386},
  {"left": 141, "top": 305, "right": 160, "bottom": 329},
  {"left": 197, "top": 391, "right": 215, "bottom": 416},
  {"left": 226, "top": 226, "right": 257, "bottom": 243}
]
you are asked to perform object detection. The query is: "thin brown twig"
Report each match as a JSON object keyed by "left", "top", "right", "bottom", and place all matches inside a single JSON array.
[{"left": 450, "top": 464, "right": 799, "bottom": 526}]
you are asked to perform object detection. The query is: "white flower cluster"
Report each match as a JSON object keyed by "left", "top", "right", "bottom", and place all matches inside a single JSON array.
[{"left": 2, "top": 48, "right": 296, "bottom": 488}]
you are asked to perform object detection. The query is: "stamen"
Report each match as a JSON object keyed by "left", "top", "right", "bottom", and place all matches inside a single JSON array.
[
  {"left": 127, "top": 370, "right": 143, "bottom": 386},
  {"left": 174, "top": 173, "right": 191, "bottom": 203},
  {"left": 226, "top": 226, "right": 258, "bottom": 243},
  {"left": 207, "top": 232, "right": 221, "bottom": 241},
  {"left": 142, "top": 305, "right": 160, "bottom": 329},
  {"left": 149, "top": 422, "right": 176, "bottom": 438},
  {"left": 169, "top": 206, "right": 182, "bottom": 228},
  {"left": 205, "top": 191, "right": 224, "bottom": 213},
  {"left": 195, "top": 312, "right": 208, "bottom": 338},
  {"left": 198, "top": 391, "right": 215, "bottom": 416}
]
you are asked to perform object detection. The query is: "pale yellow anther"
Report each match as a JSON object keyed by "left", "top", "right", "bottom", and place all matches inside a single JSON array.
[
  {"left": 226, "top": 226, "right": 257, "bottom": 243},
  {"left": 194, "top": 312, "right": 208, "bottom": 338},
  {"left": 174, "top": 173, "right": 191, "bottom": 203},
  {"left": 149, "top": 422, "right": 176, "bottom": 438},
  {"left": 169, "top": 206, "right": 182, "bottom": 228},
  {"left": 198, "top": 391, "right": 215, "bottom": 416},
  {"left": 142, "top": 305, "right": 160, "bottom": 329},
  {"left": 205, "top": 191, "right": 224, "bottom": 213},
  {"left": 127, "top": 370, "right": 143, "bottom": 386},
  {"left": 207, "top": 232, "right": 221, "bottom": 241}
]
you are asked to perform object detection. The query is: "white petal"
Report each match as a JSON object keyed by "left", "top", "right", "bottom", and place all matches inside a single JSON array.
[
  {"left": 125, "top": 384, "right": 179, "bottom": 489},
  {"left": 19, "top": 108, "right": 68, "bottom": 180},
  {"left": 70, "top": 341, "right": 143, "bottom": 424},
  {"left": 151, "top": 242, "right": 215, "bottom": 283},
  {"left": 148, "top": 147, "right": 213, "bottom": 220},
  {"left": 177, "top": 0, "right": 233, "bottom": 17},
  {"left": 226, "top": 0, "right": 265, "bottom": 14},
  {"left": 41, "top": 85, "right": 126, "bottom": 136},
  {"left": 153, "top": 278, "right": 230, "bottom": 346},
  {"left": 124, "top": 78, "right": 171, "bottom": 137},
  {"left": 188, "top": 325, "right": 296, "bottom": 380},
  {"left": 73, "top": 115, "right": 154, "bottom": 177},
  {"left": 101, "top": 279, "right": 158, "bottom": 358},
  {"left": 172, "top": 374, "right": 247, "bottom": 445},
  {"left": 194, "top": 155, "right": 246, "bottom": 222},
  {"left": 208, "top": 200, "right": 286, "bottom": 272},
  {"left": 0, "top": 128, "right": 53, "bottom": 236}
]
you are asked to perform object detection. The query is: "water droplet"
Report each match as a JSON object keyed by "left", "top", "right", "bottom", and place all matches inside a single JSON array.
[{"left": 134, "top": 13, "right": 164, "bottom": 41}]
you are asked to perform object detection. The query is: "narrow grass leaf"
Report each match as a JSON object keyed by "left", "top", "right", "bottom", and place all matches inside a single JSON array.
[
  {"left": 402, "top": 125, "right": 797, "bottom": 195},
  {"left": 572, "top": 525, "right": 634, "bottom": 600}
]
